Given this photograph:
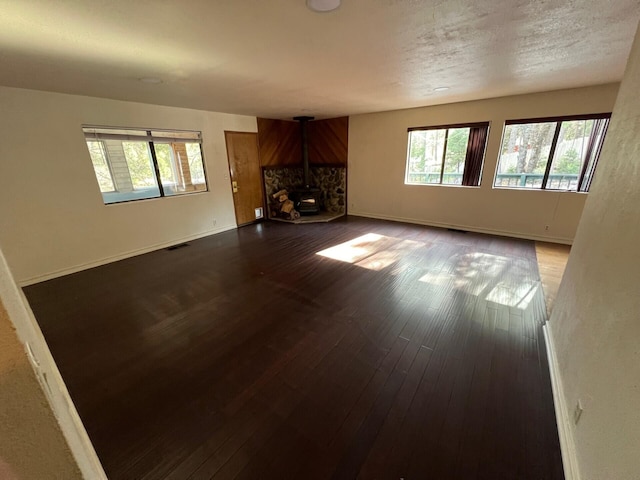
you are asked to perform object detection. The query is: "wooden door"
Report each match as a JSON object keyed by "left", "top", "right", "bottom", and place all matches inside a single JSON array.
[{"left": 224, "top": 132, "right": 265, "bottom": 226}]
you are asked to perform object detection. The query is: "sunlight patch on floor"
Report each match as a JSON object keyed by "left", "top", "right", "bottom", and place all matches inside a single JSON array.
[
  {"left": 419, "top": 251, "right": 542, "bottom": 310},
  {"left": 316, "top": 233, "right": 425, "bottom": 271},
  {"left": 486, "top": 280, "right": 541, "bottom": 309},
  {"left": 418, "top": 271, "right": 455, "bottom": 286}
]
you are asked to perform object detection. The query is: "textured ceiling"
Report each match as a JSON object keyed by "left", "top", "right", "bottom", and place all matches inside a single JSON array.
[{"left": 0, "top": 0, "right": 638, "bottom": 119}]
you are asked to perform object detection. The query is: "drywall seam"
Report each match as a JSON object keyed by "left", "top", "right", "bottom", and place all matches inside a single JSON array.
[
  {"left": 0, "top": 249, "right": 107, "bottom": 479},
  {"left": 543, "top": 324, "right": 580, "bottom": 480},
  {"left": 19, "top": 224, "right": 237, "bottom": 286},
  {"left": 349, "top": 211, "right": 573, "bottom": 245}
]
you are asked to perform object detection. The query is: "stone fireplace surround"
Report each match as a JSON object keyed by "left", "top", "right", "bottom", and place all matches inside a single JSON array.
[{"left": 263, "top": 165, "right": 346, "bottom": 220}]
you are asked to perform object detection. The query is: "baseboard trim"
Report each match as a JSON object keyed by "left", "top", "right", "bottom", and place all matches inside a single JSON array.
[
  {"left": 19, "top": 225, "right": 237, "bottom": 286},
  {"left": 349, "top": 211, "right": 573, "bottom": 245},
  {"left": 543, "top": 324, "right": 580, "bottom": 480}
]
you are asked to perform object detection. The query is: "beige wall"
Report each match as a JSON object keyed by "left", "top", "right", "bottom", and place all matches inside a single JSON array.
[
  {"left": 0, "top": 87, "right": 257, "bottom": 285},
  {"left": 348, "top": 84, "right": 619, "bottom": 243},
  {"left": 548, "top": 23, "right": 640, "bottom": 480},
  {"left": 0, "top": 242, "right": 104, "bottom": 479},
  {"left": 0, "top": 301, "right": 82, "bottom": 480}
]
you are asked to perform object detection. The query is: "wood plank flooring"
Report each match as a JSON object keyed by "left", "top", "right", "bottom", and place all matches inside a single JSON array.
[
  {"left": 24, "top": 217, "right": 564, "bottom": 480},
  {"left": 535, "top": 242, "right": 571, "bottom": 316}
]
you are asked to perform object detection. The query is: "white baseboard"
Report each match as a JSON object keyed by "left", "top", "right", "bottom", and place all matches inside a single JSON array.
[
  {"left": 543, "top": 324, "right": 580, "bottom": 480},
  {"left": 348, "top": 211, "right": 573, "bottom": 245},
  {"left": 19, "top": 225, "right": 237, "bottom": 286}
]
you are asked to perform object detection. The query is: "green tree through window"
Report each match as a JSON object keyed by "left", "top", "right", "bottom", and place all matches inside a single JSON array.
[{"left": 406, "top": 123, "right": 488, "bottom": 186}]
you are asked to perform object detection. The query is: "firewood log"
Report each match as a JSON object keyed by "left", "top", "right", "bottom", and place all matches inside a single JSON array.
[
  {"left": 272, "top": 189, "right": 288, "bottom": 199},
  {"left": 281, "top": 199, "right": 295, "bottom": 214}
]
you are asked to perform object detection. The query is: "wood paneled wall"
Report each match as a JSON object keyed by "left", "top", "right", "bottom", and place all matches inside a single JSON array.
[
  {"left": 308, "top": 116, "right": 348, "bottom": 165},
  {"left": 257, "top": 118, "right": 300, "bottom": 167},
  {"left": 257, "top": 117, "right": 348, "bottom": 167}
]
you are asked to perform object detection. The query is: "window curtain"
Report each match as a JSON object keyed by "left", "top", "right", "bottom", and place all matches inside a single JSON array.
[{"left": 462, "top": 125, "right": 489, "bottom": 186}]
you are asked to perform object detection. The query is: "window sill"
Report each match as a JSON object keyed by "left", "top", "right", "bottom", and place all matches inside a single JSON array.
[
  {"left": 103, "top": 188, "right": 209, "bottom": 205},
  {"left": 404, "top": 182, "right": 480, "bottom": 189},
  {"left": 491, "top": 186, "right": 587, "bottom": 194}
]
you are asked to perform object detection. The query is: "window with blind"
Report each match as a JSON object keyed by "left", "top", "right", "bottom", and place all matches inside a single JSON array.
[
  {"left": 83, "top": 127, "right": 208, "bottom": 204},
  {"left": 493, "top": 114, "right": 610, "bottom": 192},
  {"left": 405, "top": 122, "right": 490, "bottom": 187}
]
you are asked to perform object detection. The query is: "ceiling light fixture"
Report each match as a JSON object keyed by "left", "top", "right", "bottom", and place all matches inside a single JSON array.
[
  {"left": 139, "top": 77, "right": 163, "bottom": 84},
  {"left": 306, "top": 0, "right": 341, "bottom": 13},
  {"left": 433, "top": 86, "right": 450, "bottom": 92}
]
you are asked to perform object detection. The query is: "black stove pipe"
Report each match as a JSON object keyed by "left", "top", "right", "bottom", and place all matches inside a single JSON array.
[{"left": 293, "top": 116, "right": 314, "bottom": 188}]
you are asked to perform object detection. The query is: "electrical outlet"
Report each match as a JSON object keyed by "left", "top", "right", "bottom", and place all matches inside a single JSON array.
[
  {"left": 213, "top": 218, "right": 217, "bottom": 227},
  {"left": 545, "top": 225, "right": 550, "bottom": 231},
  {"left": 573, "top": 399, "right": 583, "bottom": 425}
]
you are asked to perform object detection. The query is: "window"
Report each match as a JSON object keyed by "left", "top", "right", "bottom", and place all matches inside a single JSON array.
[
  {"left": 83, "top": 127, "right": 208, "bottom": 204},
  {"left": 494, "top": 114, "right": 610, "bottom": 191},
  {"left": 405, "top": 122, "right": 489, "bottom": 186}
]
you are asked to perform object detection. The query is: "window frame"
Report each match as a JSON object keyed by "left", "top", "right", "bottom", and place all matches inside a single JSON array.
[
  {"left": 493, "top": 113, "right": 611, "bottom": 192},
  {"left": 86, "top": 139, "right": 117, "bottom": 193},
  {"left": 405, "top": 121, "right": 490, "bottom": 187},
  {"left": 82, "top": 125, "right": 209, "bottom": 205}
]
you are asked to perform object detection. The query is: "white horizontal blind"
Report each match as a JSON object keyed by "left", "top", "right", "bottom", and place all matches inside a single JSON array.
[{"left": 82, "top": 126, "right": 202, "bottom": 144}]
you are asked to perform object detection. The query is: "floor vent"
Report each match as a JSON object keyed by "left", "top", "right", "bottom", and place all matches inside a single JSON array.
[{"left": 166, "top": 243, "right": 190, "bottom": 251}]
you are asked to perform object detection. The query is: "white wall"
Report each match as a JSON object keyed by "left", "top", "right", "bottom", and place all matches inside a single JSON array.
[
  {"left": 547, "top": 23, "right": 640, "bottom": 480},
  {"left": 348, "top": 84, "right": 619, "bottom": 243},
  {"left": 0, "top": 87, "right": 257, "bottom": 284}
]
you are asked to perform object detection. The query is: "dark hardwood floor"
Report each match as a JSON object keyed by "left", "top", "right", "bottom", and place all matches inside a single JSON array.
[{"left": 25, "top": 217, "right": 564, "bottom": 480}]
